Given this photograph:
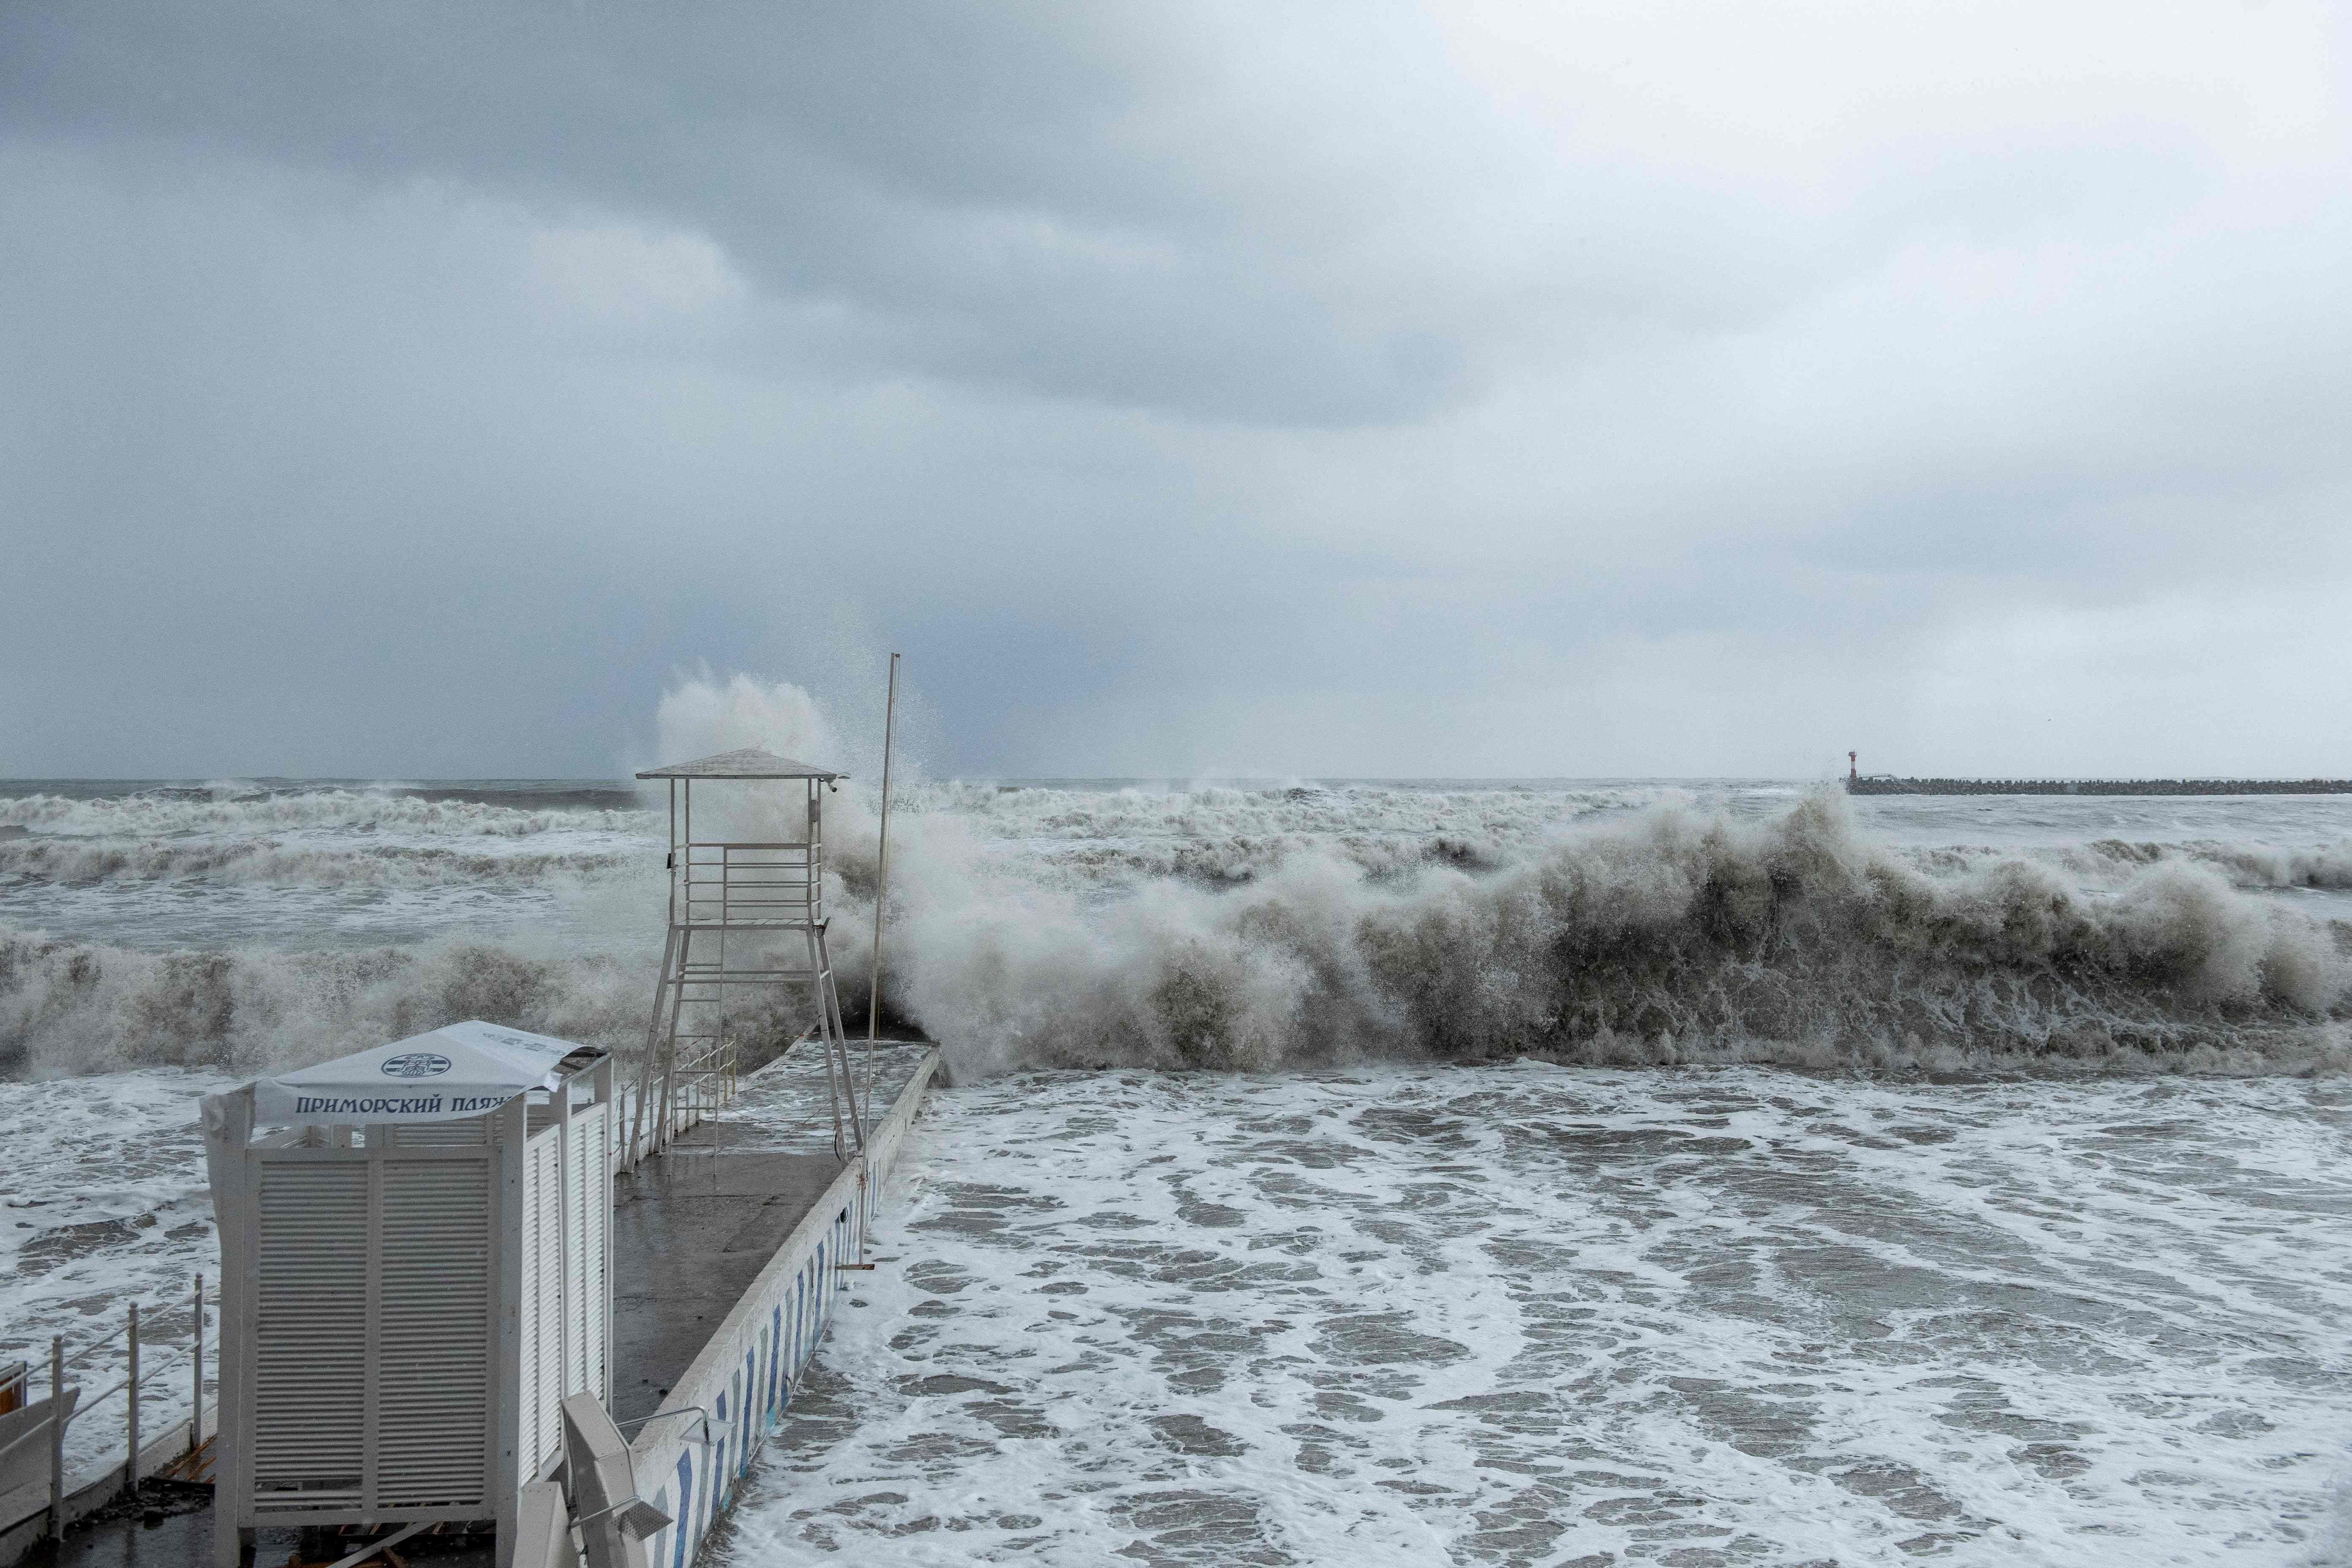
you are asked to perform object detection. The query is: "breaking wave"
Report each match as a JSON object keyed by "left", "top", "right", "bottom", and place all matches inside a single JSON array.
[
  {"left": 2094, "top": 838, "right": 2352, "bottom": 891},
  {"left": 6, "top": 669, "right": 2351, "bottom": 1083},
  {"left": 0, "top": 789, "right": 657, "bottom": 840},
  {"left": 6, "top": 787, "right": 2352, "bottom": 1083},
  {"left": 0, "top": 838, "right": 633, "bottom": 889},
  {"left": 0, "top": 931, "right": 662, "bottom": 1079},
  {"left": 894, "top": 791, "right": 2352, "bottom": 1077},
  {"left": 1907, "top": 838, "right": 2352, "bottom": 894},
  {"left": 935, "top": 781, "right": 1644, "bottom": 888}
]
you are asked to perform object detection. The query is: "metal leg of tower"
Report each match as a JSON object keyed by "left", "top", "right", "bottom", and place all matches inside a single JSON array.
[
  {"left": 814, "top": 925, "right": 864, "bottom": 1152},
  {"left": 628, "top": 924, "right": 680, "bottom": 1168},
  {"left": 639, "top": 908, "right": 875, "bottom": 1164},
  {"left": 656, "top": 924, "right": 697, "bottom": 1150},
  {"left": 711, "top": 926, "right": 730, "bottom": 1127},
  {"left": 803, "top": 923, "right": 849, "bottom": 1160}
]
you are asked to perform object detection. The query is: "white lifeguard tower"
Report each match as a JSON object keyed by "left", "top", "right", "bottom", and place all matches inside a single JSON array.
[
  {"left": 198, "top": 1023, "right": 615, "bottom": 1567},
  {"left": 627, "top": 747, "right": 866, "bottom": 1163}
]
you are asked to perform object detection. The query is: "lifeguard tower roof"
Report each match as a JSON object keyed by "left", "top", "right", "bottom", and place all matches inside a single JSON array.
[{"left": 635, "top": 746, "right": 844, "bottom": 781}]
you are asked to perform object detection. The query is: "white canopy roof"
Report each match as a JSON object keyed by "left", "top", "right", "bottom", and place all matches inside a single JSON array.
[
  {"left": 635, "top": 746, "right": 842, "bottom": 780},
  {"left": 254, "top": 1020, "right": 603, "bottom": 1126}
]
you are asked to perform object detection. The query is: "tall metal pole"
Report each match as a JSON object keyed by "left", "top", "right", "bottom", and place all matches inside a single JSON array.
[
  {"left": 190, "top": 1274, "right": 204, "bottom": 1456},
  {"left": 123, "top": 1301, "right": 139, "bottom": 1500},
  {"left": 868, "top": 652, "right": 900, "bottom": 1059},
  {"left": 47, "top": 1337, "right": 63, "bottom": 1542}
]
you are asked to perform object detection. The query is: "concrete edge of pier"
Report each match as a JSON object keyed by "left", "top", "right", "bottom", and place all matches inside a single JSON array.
[{"left": 624, "top": 1045, "right": 942, "bottom": 1568}]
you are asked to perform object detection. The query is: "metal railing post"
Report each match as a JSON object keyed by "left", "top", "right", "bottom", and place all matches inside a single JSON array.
[
  {"left": 47, "top": 1337, "right": 64, "bottom": 1543},
  {"left": 190, "top": 1273, "right": 204, "bottom": 1455},
  {"left": 868, "top": 650, "right": 899, "bottom": 1105},
  {"left": 123, "top": 1301, "right": 139, "bottom": 1499}
]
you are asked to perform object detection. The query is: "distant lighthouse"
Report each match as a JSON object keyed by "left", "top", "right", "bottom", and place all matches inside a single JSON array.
[{"left": 1848, "top": 750, "right": 1858, "bottom": 781}]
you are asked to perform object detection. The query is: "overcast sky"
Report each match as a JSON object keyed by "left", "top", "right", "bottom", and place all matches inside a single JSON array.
[{"left": 4, "top": 1, "right": 2348, "bottom": 779}]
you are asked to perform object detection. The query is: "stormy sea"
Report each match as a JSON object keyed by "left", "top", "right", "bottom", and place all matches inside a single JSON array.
[{"left": 5, "top": 728, "right": 2350, "bottom": 1561}]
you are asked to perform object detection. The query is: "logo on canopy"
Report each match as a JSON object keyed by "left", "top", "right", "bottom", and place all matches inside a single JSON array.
[{"left": 380, "top": 1052, "right": 454, "bottom": 1078}]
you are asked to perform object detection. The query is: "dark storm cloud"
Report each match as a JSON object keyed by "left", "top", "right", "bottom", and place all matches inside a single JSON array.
[
  {"left": 2, "top": 1, "right": 1505, "bottom": 425},
  {"left": 3, "top": 1, "right": 2348, "bottom": 778}
]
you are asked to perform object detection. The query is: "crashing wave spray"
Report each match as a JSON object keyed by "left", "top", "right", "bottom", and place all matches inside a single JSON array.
[
  {"left": 892, "top": 790, "right": 2352, "bottom": 1076},
  {"left": 0, "top": 931, "right": 658, "bottom": 1078}
]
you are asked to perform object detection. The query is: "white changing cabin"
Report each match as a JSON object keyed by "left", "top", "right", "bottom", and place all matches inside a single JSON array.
[{"left": 198, "top": 1022, "right": 615, "bottom": 1567}]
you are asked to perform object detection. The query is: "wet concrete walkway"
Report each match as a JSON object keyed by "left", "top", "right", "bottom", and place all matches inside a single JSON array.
[{"left": 609, "top": 1121, "right": 845, "bottom": 1426}]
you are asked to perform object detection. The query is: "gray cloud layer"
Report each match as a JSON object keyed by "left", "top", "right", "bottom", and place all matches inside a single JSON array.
[{"left": 4, "top": 1, "right": 2348, "bottom": 777}]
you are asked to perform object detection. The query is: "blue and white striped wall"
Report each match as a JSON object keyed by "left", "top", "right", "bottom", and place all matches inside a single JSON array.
[{"left": 629, "top": 1049, "right": 939, "bottom": 1568}]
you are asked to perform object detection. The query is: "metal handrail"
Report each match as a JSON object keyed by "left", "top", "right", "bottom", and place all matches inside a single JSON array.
[
  {"left": 55, "top": 1345, "right": 196, "bottom": 1428},
  {"left": 54, "top": 1320, "right": 197, "bottom": 1375},
  {"left": 20, "top": 1274, "right": 211, "bottom": 1541},
  {"left": 0, "top": 1335, "right": 206, "bottom": 1462},
  {"left": 60, "top": 1377, "right": 128, "bottom": 1420},
  {"left": 54, "top": 1294, "right": 202, "bottom": 1372},
  {"left": 60, "top": 1323, "right": 132, "bottom": 1371}
]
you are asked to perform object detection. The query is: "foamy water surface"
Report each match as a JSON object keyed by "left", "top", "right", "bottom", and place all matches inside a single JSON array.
[
  {"left": 5, "top": 768, "right": 2352, "bottom": 1561},
  {"left": 734, "top": 1064, "right": 2352, "bottom": 1566}
]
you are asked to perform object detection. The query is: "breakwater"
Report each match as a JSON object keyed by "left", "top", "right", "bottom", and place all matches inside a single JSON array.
[{"left": 1846, "top": 777, "right": 2352, "bottom": 796}]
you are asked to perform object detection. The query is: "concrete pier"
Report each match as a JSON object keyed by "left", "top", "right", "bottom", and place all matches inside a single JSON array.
[
  {"left": 610, "top": 1123, "right": 845, "bottom": 1427},
  {"left": 19, "top": 1043, "right": 938, "bottom": 1568}
]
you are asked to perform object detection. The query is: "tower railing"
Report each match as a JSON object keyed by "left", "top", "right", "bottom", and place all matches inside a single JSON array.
[{"left": 680, "top": 841, "right": 822, "bottom": 927}]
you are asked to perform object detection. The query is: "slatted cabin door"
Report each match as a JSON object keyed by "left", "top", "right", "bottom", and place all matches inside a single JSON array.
[
  {"left": 252, "top": 1162, "right": 370, "bottom": 1511},
  {"left": 251, "top": 1137, "right": 495, "bottom": 1519},
  {"left": 518, "top": 1127, "right": 566, "bottom": 1478},
  {"left": 566, "top": 1102, "right": 611, "bottom": 1405},
  {"left": 376, "top": 1153, "right": 492, "bottom": 1508}
]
